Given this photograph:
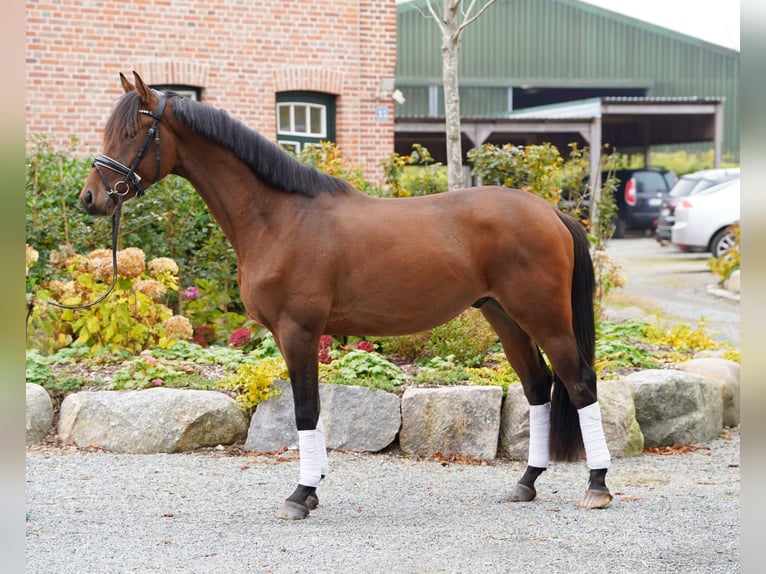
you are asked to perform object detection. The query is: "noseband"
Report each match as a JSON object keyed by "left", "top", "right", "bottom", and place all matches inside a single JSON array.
[{"left": 92, "top": 93, "right": 167, "bottom": 200}]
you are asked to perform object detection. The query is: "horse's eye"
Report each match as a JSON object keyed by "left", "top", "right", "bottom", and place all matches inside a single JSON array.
[{"left": 122, "top": 129, "right": 137, "bottom": 141}]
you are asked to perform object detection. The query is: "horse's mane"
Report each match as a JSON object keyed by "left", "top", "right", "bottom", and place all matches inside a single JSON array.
[{"left": 107, "top": 91, "right": 352, "bottom": 197}]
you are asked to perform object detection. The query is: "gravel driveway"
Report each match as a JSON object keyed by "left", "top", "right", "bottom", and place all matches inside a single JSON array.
[
  {"left": 605, "top": 237, "right": 740, "bottom": 346},
  {"left": 26, "top": 429, "right": 739, "bottom": 574}
]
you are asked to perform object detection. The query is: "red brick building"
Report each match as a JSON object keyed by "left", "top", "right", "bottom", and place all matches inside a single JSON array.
[{"left": 25, "top": 0, "right": 397, "bottom": 181}]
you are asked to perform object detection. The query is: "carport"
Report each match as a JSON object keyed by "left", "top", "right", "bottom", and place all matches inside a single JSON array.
[{"left": 394, "top": 96, "right": 725, "bottom": 207}]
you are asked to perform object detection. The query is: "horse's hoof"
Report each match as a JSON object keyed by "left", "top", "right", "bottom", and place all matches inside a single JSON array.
[
  {"left": 578, "top": 488, "right": 613, "bottom": 509},
  {"left": 275, "top": 500, "right": 310, "bottom": 520},
  {"left": 506, "top": 482, "right": 536, "bottom": 502},
  {"left": 306, "top": 493, "right": 319, "bottom": 510}
]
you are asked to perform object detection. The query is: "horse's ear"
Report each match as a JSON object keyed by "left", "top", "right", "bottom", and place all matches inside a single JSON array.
[
  {"left": 120, "top": 72, "right": 135, "bottom": 94},
  {"left": 132, "top": 71, "right": 158, "bottom": 109}
]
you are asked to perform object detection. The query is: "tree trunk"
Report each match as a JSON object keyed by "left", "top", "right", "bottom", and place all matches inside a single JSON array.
[{"left": 442, "top": 2, "right": 464, "bottom": 192}]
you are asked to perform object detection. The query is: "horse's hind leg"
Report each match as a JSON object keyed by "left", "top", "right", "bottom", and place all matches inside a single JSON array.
[{"left": 480, "top": 299, "right": 554, "bottom": 502}]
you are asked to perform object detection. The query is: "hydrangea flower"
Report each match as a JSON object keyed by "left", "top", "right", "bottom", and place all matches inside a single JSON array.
[
  {"left": 148, "top": 257, "right": 179, "bottom": 276},
  {"left": 133, "top": 279, "right": 167, "bottom": 299},
  {"left": 230, "top": 327, "right": 251, "bottom": 347},
  {"left": 182, "top": 286, "right": 200, "bottom": 300},
  {"left": 115, "top": 247, "right": 146, "bottom": 279},
  {"left": 355, "top": 340, "right": 375, "bottom": 352},
  {"left": 162, "top": 315, "right": 193, "bottom": 340}
]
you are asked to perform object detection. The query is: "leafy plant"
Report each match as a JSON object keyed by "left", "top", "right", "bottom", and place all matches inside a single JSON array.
[
  {"left": 298, "top": 141, "right": 383, "bottom": 196},
  {"left": 25, "top": 350, "right": 54, "bottom": 386},
  {"left": 320, "top": 350, "right": 406, "bottom": 392},
  {"left": 381, "top": 144, "right": 448, "bottom": 197},
  {"left": 220, "top": 356, "right": 287, "bottom": 410},
  {"left": 379, "top": 309, "right": 497, "bottom": 367}
]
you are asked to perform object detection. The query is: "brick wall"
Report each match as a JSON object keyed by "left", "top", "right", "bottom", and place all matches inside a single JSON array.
[{"left": 25, "top": 0, "right": 397, "bottom": 182}]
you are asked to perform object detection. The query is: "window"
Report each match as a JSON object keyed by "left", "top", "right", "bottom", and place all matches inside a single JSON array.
[
  {"left": 149, "top": 84, "right": 200, "bottom": 101},
  {"left": 276, "top": 92, "right": 335, "bottom": 153}
]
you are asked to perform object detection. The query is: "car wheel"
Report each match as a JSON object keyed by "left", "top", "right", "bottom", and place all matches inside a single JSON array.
[
  {"left": 611, "top": 218, "right": 628, "bottom": 239},
  {"left": 711, "top": 228, "right": 737, "bottom": 258}
]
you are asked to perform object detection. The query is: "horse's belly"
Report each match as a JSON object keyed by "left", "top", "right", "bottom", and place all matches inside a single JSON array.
[{"left": 324, "top": 286, "right": 477, "bottom": 336}]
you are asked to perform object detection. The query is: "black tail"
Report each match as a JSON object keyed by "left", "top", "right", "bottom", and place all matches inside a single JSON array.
[{"left": 549, "top": 212, "right": 597, "bottom": 462}]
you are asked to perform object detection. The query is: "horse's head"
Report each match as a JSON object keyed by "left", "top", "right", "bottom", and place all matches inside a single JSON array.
[{"left": 80, "top": 72, "right": 175, "bottom": 216}]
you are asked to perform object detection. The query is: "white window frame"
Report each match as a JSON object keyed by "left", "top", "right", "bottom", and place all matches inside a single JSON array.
[{"left": 277, "top": 102, "right": 328, "bottom": 138}]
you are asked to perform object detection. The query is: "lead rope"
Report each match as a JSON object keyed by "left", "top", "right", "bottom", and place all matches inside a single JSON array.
[{"left": 26, "top": 194, "right": 124, "bottom": 338}]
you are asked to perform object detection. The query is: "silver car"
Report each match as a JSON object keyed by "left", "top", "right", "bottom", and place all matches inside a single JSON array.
[
  {"left": 671, "top": 178, "right": 740, "bottom": 257},
  {"left": 656, "top": 167, "right": 740, "bottom": 244}
]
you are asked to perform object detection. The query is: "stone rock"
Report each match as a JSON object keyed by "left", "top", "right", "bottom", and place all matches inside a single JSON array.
[
  {"left": 58, "top": 388, "right": 249, "bottom": 453},
  {"left": 725, "top": 269, "right": 740, "bottom": 293},
  {"left": 498, "top": 379, "right": 643, "bottom": 460},
  {"left": 598, "top": 378, "right": 644, "bottom": 457},
  {"left": 245, "top": 381, "right": 298, "bottom": 452},
  {"left": 320, "top": 383, "right": 401, "bottom": 452},
  {"left": 627, "top": 369, "right": 723, "bottom": 447},
  {"left": 497, "top": 383, "right": 529, "bottom": 461},
  {"left": 245, "top": 380, "right": 401, "bottom": 453},
  {"left": 677, "top": 358, "right": 740, "bottom": 427},
  {"left": 399, "top": 386, "right": 502, "bottom": 461},
  {"left": 26, "top": 383, "right": 53, "bottom": 445}
]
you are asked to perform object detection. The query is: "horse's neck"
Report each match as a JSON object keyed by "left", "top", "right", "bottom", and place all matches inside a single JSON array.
[{"left": 173, "top": 144, "right": 281, "bottom": 254}]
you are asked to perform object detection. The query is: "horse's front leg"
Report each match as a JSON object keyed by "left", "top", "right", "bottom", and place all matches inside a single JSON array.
[{"left": 274, "top": 326, "right": 329, "bottom": 520}]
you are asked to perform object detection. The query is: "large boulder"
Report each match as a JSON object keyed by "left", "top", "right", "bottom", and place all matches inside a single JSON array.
[
  {"left": 26, "top": 383, "right": 53, "bottom": 445},
  {"left": 677, "top": 358, "right": 740, "bottom": 427},
  {"left": 58, "top": 388, "right": 249, "bottom": 453},
  {"left": 627, "top": 369, "right": 723, "bottom": 447},
  {"left": 245, "top": 380, "right": 401, "bottom": 453},
  {"left": 598, "top": 378, "right": 645, "bottom": 457},
  {"left": 399, "top": 386, "right": 502, "bottom": 461},
  {"left": 498, "top": 379, "right": 643, "bottom": 460}
]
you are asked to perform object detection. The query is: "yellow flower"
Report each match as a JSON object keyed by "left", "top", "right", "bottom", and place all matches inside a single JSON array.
[
  {"left": 162, "top": 315, "right": 193, "bottom": 340},
  {"left": 148, "top": 257, "right": 179, "bottom": 276},
  {"left": 133, "top": 279, "right": 167, "bottom": 299}
]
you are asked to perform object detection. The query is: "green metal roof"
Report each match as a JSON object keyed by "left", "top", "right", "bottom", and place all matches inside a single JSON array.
[{"left": 395, "top": 0, "right": 739, "bottom": 156}]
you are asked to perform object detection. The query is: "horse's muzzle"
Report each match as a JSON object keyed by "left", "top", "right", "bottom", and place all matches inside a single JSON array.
[{"left": 80, "top": 188, "right": 115, "bottom": 216}]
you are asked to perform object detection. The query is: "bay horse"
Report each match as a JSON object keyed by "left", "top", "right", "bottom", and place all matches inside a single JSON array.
[{"left": 80, "top": 72, "right": 613, "bottom": 519}]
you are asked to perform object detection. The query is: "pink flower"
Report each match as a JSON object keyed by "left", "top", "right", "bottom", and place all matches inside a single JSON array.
[
  {"left": 182, "top": 286, "right": 199, "bottom": 300},
  {"left": 319, "top": 335, "right": 333, "bottom": 350},
  {"left": 355, "top": 341, "right": 375, "bottom": 352},
  {"left": 230, "top": 327, "right": 251, "bottom": 347},
  {"left": 151, "top": 378, "right": 164, "bottom": 387}
]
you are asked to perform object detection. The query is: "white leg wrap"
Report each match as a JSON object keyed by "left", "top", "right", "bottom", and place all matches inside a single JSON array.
[
  {"left": 527, "top": 402, "right": 551, "bottom": 468},
  {"left": 298, "top": 429, "right": 323, "bottom": 487},
  {"left": 578, "top": 402, "right": 611, "bottom": 469},
  {"left": 316, "top": 415, "right": 329, "bottom": 477}
]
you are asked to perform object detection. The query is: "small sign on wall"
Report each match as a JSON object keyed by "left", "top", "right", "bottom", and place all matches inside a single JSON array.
[{"left": 375, "top": 105, "right": 389, "bottom": 122}]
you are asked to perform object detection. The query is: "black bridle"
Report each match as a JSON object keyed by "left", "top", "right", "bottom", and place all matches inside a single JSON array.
[
  {"left": 92, "top": 93, "right": 167, "bottom": 200},
  {"left": 43, "top": 93, "right": 167, "bottom": 314}
]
